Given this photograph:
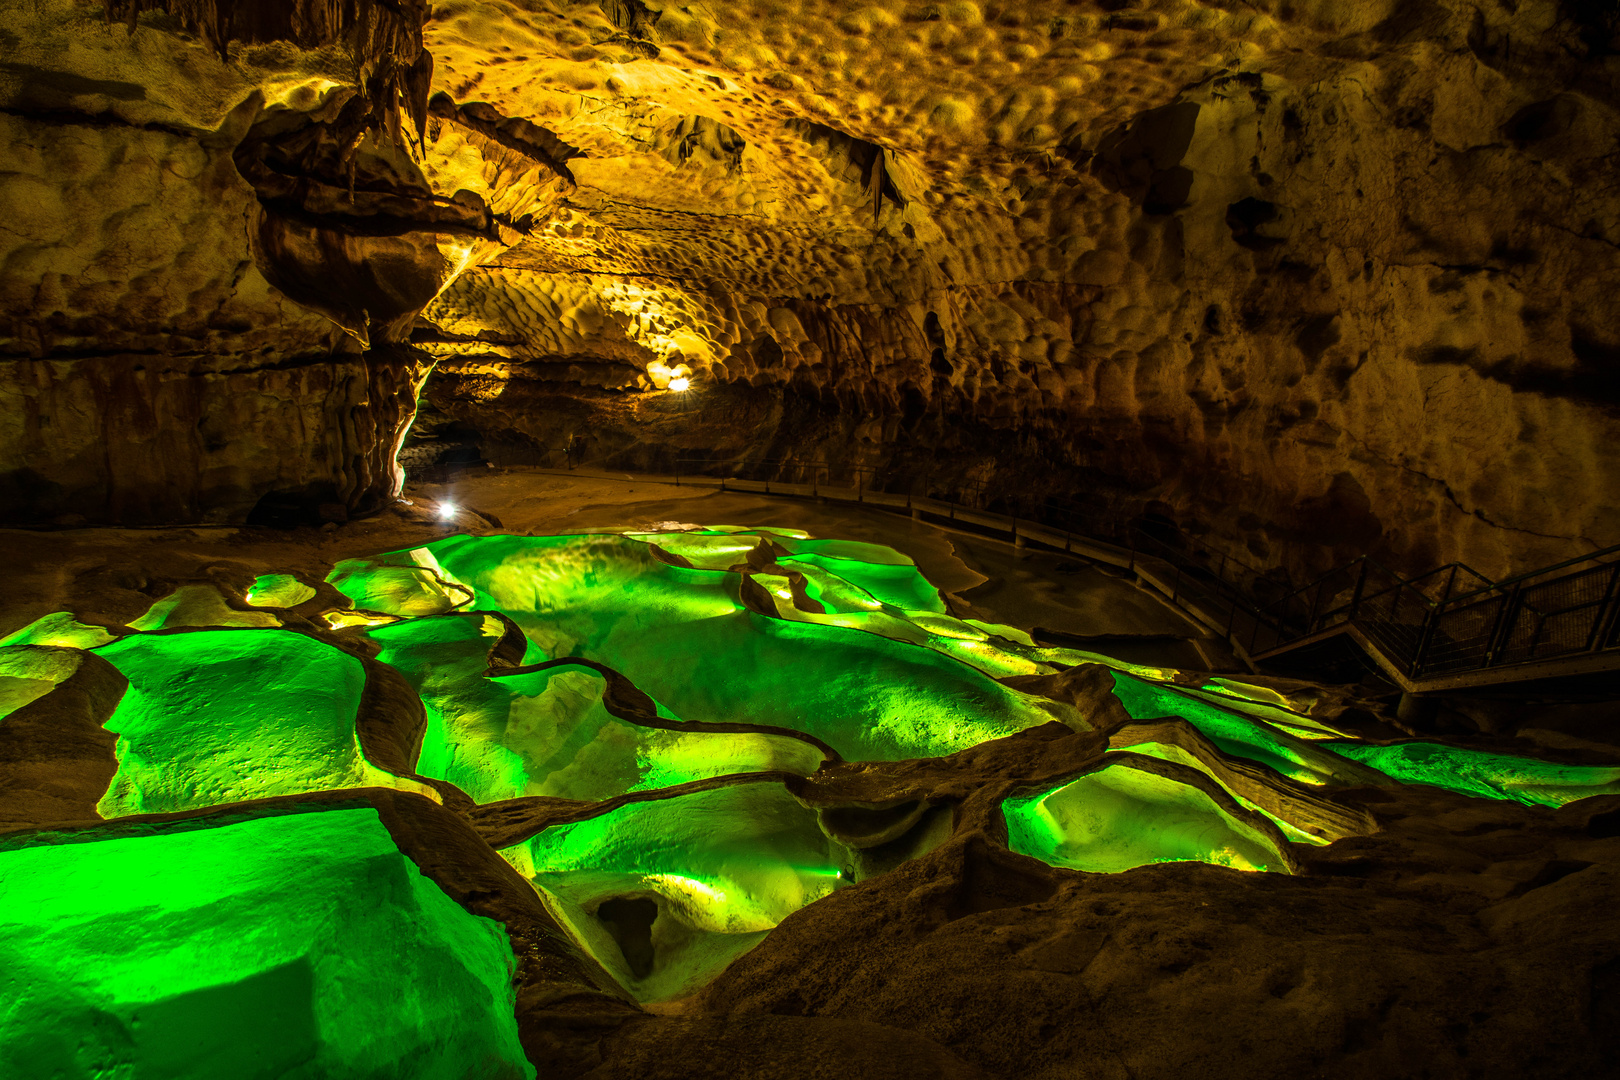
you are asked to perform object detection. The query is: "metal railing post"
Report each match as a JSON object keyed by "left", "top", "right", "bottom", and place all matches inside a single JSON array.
[
  {"left": 1439, "top": 564, "right": 1459, "bottom": 606},
  {"left": 1347, "top": 557, "right": 1369, "bottom": 621},
  {"left": 1590, "top": 562, "right": 1620, "bottom": 652},
  {"left": 1306, "top": 577, "right": 1326, "bottom": 634},
  {"left": 1483, "top": 582, "right": 1524, "bottom": 667},
  {"left": 1409, "top": 564, "right": 1457, "bottom": 677},
  {"left": 1413, "top": 606, "right": 1438, "bottom": 677}
]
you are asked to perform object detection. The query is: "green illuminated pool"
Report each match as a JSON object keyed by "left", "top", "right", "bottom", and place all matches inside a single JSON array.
[{"left": 0, "top": 807, "right": 533, "bottom": 1080}]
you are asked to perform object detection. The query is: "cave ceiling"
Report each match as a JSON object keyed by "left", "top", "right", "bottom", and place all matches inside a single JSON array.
[{"left": 1, "top": 0, "right": 1618, "bottom": 577}]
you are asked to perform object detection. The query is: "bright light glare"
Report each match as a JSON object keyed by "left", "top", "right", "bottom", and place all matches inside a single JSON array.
[
  {"left": 437, "top": 502, "right": 457, "bottom": 521},
  {"left": 668, "top": 377, "right": 691, "bottom": 392}
]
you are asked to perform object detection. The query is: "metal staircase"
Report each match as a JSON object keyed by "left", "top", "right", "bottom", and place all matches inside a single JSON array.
[{"left": 1240, "top": 545, "right": 1620, "bottom": 691}]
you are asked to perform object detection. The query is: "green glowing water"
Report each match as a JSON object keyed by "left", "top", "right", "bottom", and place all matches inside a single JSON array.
[
  {"left": 129, "top": 585, "right": 280, "bottom": 631},
  {"left": 1109, "top": 671, "right": 1371, "bottom": 787},
  {"left": 502, "top": 779, "right": 843, "bottom": 1002},
  {"left": 329, "top": 555, "right": 471, "bottom": 617},
  {"left": 1003, "top": 762, "right": 1293, "bottom": 874},
  {"left": 623, "top": 529, "right": 784, "bottom": 569},
  {"left": 391, "top": 532, "right": 1062, "bottom": 761},
  {"left": 1106, "top": 739, "right": 1331, "bottom": 845},
  {"left": 1111, "top": 670, "right": 1620, "bottom": 807},
  {"left": 92, "top": 629, "right": 434, "bottom": 817},
  {"left": 0, "top": 808, "right": 533, "bottom": 1080},
  {"left": 745, "top": 566, "right": 1056, "bottom": 679},
  {"left": 1324, "top": 739, "right": 1620, "bottom": 807},
  {"left": 0, "top": 611, "right": 114, "bottom": 650},
  {"left": 368, "top": 612, "right": 824, "bottom": 803},
  {"left": 0, "top": 645, "right": 82, "bottom": 722},
  {"left": 245, "top": 574, "right": 317, "bottom": 609},
  {"left": 777, "top": 550, "right": 947, "bottom": 613}
]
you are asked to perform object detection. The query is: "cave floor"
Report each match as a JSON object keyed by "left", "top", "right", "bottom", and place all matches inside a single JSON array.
[
  {"left": 0, "top": 468, "right": 1209, "bottom": 656},
  {"left": 409, "top": 468, "right": 1216, "bottom": 656}
]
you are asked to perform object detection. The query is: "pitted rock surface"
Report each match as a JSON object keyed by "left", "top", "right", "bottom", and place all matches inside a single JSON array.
[{"left": 0, "top": 0, "right": 1615, "bottom": 579}]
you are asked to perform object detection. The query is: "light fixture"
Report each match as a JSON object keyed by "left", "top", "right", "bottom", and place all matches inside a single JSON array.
[
  {"left": 668, "top": 377, "right": 690, "bottom": 392},
  {"left": 437, "top": 501, "right": 457, "bottom": 520}
]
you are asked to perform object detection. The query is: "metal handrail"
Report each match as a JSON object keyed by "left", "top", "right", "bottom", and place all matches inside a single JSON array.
[
  {"left": 1441, "top": 542, "right": 1620, "bottom": 606},
  {"left": 1260, "top": 554, "right": 1488, "bottom": 623},
  {"left": 1247, "top": 544, "right": 1620, "bottom": 679}
]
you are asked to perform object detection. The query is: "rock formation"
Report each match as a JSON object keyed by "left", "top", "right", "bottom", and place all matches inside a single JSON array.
[{"left": 1, "top": 0, "right": 1615, "bottom": 578}]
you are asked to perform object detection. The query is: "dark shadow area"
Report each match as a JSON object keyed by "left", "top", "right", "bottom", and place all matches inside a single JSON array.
[
  {"left": 244, "top": 484, "right": 346, "bottom": 529},
  {"left": 597, "top": 896, "right": 659, "bottom": 980}
]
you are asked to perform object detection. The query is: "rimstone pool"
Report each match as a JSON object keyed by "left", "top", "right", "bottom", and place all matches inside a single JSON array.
[{"left": 2, "top": 527, "right": 1617, "bottom": 1076}]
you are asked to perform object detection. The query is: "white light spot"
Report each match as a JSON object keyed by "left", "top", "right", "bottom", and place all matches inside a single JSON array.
[
  {"left": 438, "top": 502, "right": 457, "bottom": 520},
  {"left": 668, "top": 377, "right": 691, "bottom": 392}
]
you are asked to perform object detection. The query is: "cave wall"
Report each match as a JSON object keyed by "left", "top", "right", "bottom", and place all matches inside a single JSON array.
[
  {"left": 2, "top": 0, "right": 1617, "bottom": 581},
  {"left": 0, "top": 348, "right": 429, "bottom": 525},
  {"left": 0, "top": 99, "right": 433, "bottom": 524},
  {"left": 0, "top": 0, "right": 554, "bottom": 524},
  {"left": 409, "top": 0, "right": 1620, "bottom": 581}
]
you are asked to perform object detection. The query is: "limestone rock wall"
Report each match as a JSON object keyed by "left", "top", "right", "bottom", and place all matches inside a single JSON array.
[
  {"left": 0, "top": 0, "right": 563, "bottom": 525},
  {"left": 0, "top": 349, "right": 428, "bottom": 525},
  {"left": 410, "top": 0, "right": 1620, "bottom": 581},
  {"left": 3, "top": 0, "right": 1619, "bottom": 577}
]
